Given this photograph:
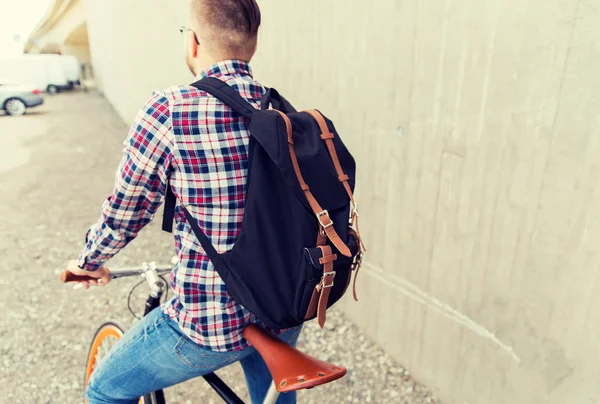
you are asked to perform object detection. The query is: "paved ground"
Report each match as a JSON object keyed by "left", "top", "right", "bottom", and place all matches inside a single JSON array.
[{"left": 0, "top": 92, "right": 441, "bottom": 404}]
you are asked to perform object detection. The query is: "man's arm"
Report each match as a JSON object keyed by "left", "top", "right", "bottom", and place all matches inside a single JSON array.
[{"left": 77, "top": 91, "right": 174, "bottom": 271}]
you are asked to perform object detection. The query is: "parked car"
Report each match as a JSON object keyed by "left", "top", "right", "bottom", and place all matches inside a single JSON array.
[
  {"left": 0, "top": 78, "right": 44, "bottom": 116},
  {"left": 0, "top": 54, "right": 68, "bottom": 94},
  {"left": 60, "top": 55, "right": 81, "bottom": 89}
]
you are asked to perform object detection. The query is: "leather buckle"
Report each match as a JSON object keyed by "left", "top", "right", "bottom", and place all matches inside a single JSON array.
[
  {"left": 322, "top": 271, "right": 336, "bottom": 289},
  {"left": 317, "top": 210, "right": 334, "bottom": 229}
]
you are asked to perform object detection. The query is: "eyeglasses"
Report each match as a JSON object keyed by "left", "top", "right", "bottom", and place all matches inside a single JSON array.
[{"left": 179, "top": 26, "right": 200, "bottom": 45}]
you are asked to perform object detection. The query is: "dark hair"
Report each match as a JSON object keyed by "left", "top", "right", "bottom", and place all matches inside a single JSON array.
[{"left": 191, "top": 0, "right": 261, "bottom": 58}]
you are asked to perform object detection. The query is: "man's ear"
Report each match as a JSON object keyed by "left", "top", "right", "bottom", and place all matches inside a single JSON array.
[
  {"left": 250, "top": 39, "right": 258, "bottom": 59},
  {"left": 187, "top": 31, "right": 199, "bottom": 58}
]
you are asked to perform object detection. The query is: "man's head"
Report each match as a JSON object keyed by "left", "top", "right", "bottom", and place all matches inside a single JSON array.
[{"left": 184, "top": 0, "right": 261, "bottom": 75}]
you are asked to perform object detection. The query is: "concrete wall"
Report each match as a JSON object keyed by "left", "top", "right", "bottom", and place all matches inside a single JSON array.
[
  {"left": 84, "top": 0, "right": 190, "bottom": 119},
  {"left": 83, "top": 1, "right": 600, "bottom": 403}
]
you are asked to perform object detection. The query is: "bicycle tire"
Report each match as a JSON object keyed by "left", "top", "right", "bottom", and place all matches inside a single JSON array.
[{"left": 84, "top": 322, "right": 166, "bottom": 404}]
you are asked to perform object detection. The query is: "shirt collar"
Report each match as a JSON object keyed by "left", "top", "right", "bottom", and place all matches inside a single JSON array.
[{"left": 194, "top": 60, "right": 253, "bottom": 81}]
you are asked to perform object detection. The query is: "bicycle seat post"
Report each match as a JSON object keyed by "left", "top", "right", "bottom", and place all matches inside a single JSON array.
[{"left": 262, "top": 383, "right": 280, "bottom": 404}]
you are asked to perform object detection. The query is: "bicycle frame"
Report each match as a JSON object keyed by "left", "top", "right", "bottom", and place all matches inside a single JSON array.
[{"left": 132, "top": 263, "right": 282, "bottom": 404}]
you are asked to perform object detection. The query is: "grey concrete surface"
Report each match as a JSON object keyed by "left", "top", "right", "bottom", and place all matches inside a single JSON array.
[{"left": 0, "top": 92, "right": 439, "bottom": 404}]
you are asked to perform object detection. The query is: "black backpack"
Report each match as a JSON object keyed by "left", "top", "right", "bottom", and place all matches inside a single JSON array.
[{"left": 163, "top": 77, "right": 366, "bottom": 329}]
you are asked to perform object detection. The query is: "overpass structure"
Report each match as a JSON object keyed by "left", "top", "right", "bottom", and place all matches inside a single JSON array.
[{"left": 23, "top": 0, "right": 90, "bottom": 65}]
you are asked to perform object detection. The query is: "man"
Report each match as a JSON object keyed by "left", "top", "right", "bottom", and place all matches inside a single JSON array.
[{"left": 66, "top": 1, "right": 301, "bottom": 403}]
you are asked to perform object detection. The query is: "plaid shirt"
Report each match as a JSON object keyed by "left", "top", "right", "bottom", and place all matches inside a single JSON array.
[{"left": 78, "top": 60, "right": 268, "bottom": 351}]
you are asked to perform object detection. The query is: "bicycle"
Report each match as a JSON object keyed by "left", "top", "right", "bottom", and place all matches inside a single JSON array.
[{"left": 60, "top": 261, "right": 347, "bottom": 404}]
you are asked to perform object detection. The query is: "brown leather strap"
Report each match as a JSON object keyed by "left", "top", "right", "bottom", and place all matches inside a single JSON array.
[
  {"left": 316, "top": 246, "right": 335, "bottom": 328},
  {"left": 309, "top": 248, "right": 360, "bottom": 318},
  {"left": 304, "top": 246, "right": 337, "bottom": 325},
  {"left": 304, "top": 287, "right": 320, "bottom": 320},
  {"left": 351, "top": 208, "right": 367, "bottom": 253},
  {"left": 323, "top": 225, "right": 351, "bottom": 257},
  {"left": 347, "top": 229, "right": 362, "bottom": 301},
  {"left": 304, "top": 109, "right": 367, "bottom": 254},
  {"left": 279, "top": 110, "right": 294, "bottom": 145},
  {"left": 319, "top": 252, "right": 338, "bottom": 264},
  {"left": 274, "top": 110, "right": 351, "bottom": 257},
  {"left": 352, "top": 258, "right": 362, "bottom": 302},
  {"left": 316, "top": 229, "right": 327, "bottom": 247},
  {"left": 317, "top": 278, "right": 334, "bottom": 329},
  {"left": 303, "top": 109, "right": 356, "bottom": 205}
]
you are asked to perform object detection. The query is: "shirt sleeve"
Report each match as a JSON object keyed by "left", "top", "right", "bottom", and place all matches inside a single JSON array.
[{"left": 78, "top": 91, "right": 174, "bottom": 271}]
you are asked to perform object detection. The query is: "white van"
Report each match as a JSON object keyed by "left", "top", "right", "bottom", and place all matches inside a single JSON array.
[
  {"left": 60, "top": 55, "right": 81, "bottom": 89},
  {"left": 0, "top": 54, "right": 68, "bottom": 94}
]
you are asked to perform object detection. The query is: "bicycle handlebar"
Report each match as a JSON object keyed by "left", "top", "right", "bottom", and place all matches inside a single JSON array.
[
  {"left": 59, "top": 265, "right": 173, "bottom": 283},
  {"left": 60, "top": 271, "right": 96, "bottom": 283}
]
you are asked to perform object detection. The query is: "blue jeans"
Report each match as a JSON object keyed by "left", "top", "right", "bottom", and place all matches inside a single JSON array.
[{"left": 85, "top": 307, "right": 302, "bottom": 404}]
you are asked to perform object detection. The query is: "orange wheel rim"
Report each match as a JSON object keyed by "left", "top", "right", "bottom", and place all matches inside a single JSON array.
[
  {"left": 84, "top": 324, "right": 146, "bottom": 404},
  {"left": 85, "top": 325, "right": 123, "bottom": 391}
]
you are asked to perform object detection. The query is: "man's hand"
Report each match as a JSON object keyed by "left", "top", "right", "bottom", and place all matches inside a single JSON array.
[{"left": 65, "top": 260, "right": 111, "bottom": 290}]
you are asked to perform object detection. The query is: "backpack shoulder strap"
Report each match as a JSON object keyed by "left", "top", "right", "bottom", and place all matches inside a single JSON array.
[
  {"left": 260, "top": 87, "right": 297, "bottom": 113},
  {"left": 191, "top": 77, "right": 256, "bottom": 118},
  {"left": 162, "top": 180, "right": 222, "bottom": 261},
  {"left": 162, "top": 181, "right": 176, "bottom": 233}
]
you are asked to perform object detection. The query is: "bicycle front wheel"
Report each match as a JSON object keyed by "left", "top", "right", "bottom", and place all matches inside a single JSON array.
[{"left": 84, "top": 322, "right": 166, "bottom": 404}]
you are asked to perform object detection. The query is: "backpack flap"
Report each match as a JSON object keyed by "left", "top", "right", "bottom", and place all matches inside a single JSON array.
[
  {"left": 249, "top": 111, "right": 355, "bottom": 216},
  {"left": 292, "top": 114, "right": 356, "bottom": 210}
]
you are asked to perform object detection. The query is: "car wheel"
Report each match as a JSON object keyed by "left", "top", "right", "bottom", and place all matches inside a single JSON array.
[
  {"left": 47, "top": 85, "right": 59, "bottom": 94},
  {"left": 4, "top": 99, "right": 27, "bottom": 116}
]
